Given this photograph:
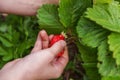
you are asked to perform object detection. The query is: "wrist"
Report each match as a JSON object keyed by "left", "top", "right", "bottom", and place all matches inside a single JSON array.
[
  {"left": 0, "top": 71, "right": 18, "bottom": 80},
  {"left": 0, "top": 67, "right": 28, "bottom": 80}
]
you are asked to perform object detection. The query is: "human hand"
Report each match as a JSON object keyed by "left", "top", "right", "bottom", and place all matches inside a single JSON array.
[
  {"left": 0, "top": 30, "right": 68, "bottom": 80},
  {"left": 0, "top": 0, "right": 58, "bottom": 15}
]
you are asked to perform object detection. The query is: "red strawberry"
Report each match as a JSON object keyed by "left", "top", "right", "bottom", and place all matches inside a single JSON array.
[{"left": 49, "top": 34, "right": 65, "bottom": 57}]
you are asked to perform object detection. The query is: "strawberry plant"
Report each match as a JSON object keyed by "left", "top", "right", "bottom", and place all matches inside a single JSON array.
[{"left": 1, "top": 0, "right": 120, "bottom": 80}]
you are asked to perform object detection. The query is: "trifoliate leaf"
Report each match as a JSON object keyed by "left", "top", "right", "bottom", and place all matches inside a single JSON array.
[
  {"left": 108, "top": 32, "right": 120, "bottom": 65},
  {"left": 59, "top": 0, "right": 92, "bottom": 28},
  {"left": 76, "top": 17, "right": 109, "bottom": 48},
  {"left": 37, "top": 4, "right": 64, "bottom": 34},
  {"left": 86, "top": 1, "right": 120, "bottom": 33}
]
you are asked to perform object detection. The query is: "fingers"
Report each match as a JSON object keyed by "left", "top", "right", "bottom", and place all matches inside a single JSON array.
[
  {"left": 40, "top": 30, "right": 49, "bottom": 49},
  {"left": 57, "top": 47, "right": 69, "bottom": 68},
  {"left": 30, "top": 40, "right": 66, "bottom": 63},
  {"left": 51, "top": 47, "right": 69, "bottom": 74},
  {"left": 49, "top": 34, "right": 54, "bottom": 41},
  {"left": 45, "top": 47, "right": 68, "bottom": 79},
  {"left": 31, "top": 30, "right": 50, "bottom": 53},
  {"left": 31, "top": 31, "right": 42, "bottom": 53},
  {"left": 48, "top": 40, "right": 66, "bottom": 59},
  {"left": 20, "top": 40, "right": 68, "bottom": 79}
]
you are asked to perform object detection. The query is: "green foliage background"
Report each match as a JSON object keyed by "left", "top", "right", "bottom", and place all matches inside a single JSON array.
[{"left": 1, "top": 0, "right": 120, "bottom": 80}]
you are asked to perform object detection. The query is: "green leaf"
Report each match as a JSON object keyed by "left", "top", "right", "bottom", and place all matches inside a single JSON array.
[
  {"left": 1, "top": 33, "right": 12, "bottom": 41},
  {"left": 98, "top": 40, "right": 120, "bottom": 79},
  {"left": 93, "top": 0, "right": 113, "bottom": 4},
  {"left": 0, "top": 60, "right": 7, "bottom": 69},
  {"left": 76, "top": 17, "right": 109, "bottom": 48},
  {"left": 0, "top": 24, "right": 8, "bottom": 32},
  {"left": 86, "top": 1, "right": 120, "bottom": 33},
  {"left": 59, "top": 0, "right": 92, "bottom": 28},
  {"left": 0, "top": 47, "right": 7, "bottom": 55},
  {"left": 12, "top": 31, "right": 20, "bottom": 44},
  {"left": 0, "top": 36, "right": 13, "bottom": 47},
  {"left": 102, "top": 76, "right": 120, "bottom": 80},
  {"left": 77, "top": 42, "right": 98, "bottom": 63},
  {"left": 77, "top": 42, "right": 100, "bottom": 80},
  {"left": 2, "top": 49, "right": 13, "bottom": 61},
  {"left": 108, "top": 32, "right": 120, "bottom": 65},
  {"left": 37, "top": 4, "right": 64, "bottom": 34},
  {"left": 98, "top": 40, "right": 116, "bottom": 76},
  {"left": 115, "top": 0, "right": 120, "bottom": 2},
  {"left": 82, "top": 63, "right": 101, "bottom": 80},
  {"left": 16, "top": 39, "right": 34, "bottom": 58}
]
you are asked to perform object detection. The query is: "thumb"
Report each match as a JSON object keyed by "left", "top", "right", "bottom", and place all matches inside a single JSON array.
[
  {"left": 43, "top": 40, "right": 66, "bottom": 61},
  {"left": 46, "top": 40, "right": 66, "bottom": 60},
  {"left": 24, "top": 40, "right": 66, "bottom": 64}
]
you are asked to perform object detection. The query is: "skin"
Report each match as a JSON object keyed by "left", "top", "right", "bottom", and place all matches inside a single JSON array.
[
  {"left": 0, "top": 1, "right": 68, "bottom": 79},
  {"left": 0, "top": 30, "right": 69, "bottom": 80},
  {"left": 0, "top": 0, "right": 59, "bottom": 15}
]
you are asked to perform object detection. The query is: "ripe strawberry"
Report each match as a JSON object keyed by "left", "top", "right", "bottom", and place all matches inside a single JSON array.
[{"left": 49, "top": 34, "right": 65, "bottom": 57}]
